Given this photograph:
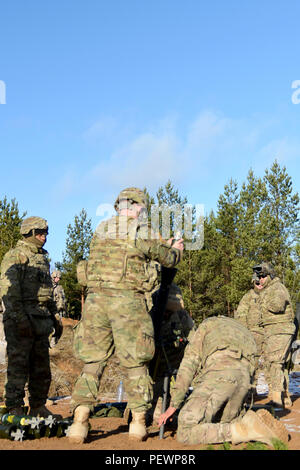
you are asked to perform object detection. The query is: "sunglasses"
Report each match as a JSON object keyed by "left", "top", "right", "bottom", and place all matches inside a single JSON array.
[{"left": 35, "top": 229, "right": 48, "bottom": 236}]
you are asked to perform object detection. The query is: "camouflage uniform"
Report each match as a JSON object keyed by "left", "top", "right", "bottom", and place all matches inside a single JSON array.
[
  {"left": 234, "top": 289, "right": 264, "bottom": 387},
  {"left": 169, "top": 316, "right": 257, "bottom": 445},
  {"left": 0, "top": 297, "right": 6, "bottom": 367},
  {"left": 51, "top": 271, "right": 67, "bottom": 318},
  {"left": 0, "top": 297, "right": 4, "bottom": 341},
  {"left": 235, "top": 267, "right": 295, "bottom": 401},
  {"left": 0, "top": 217, "right": 57, "bottom": 410},
  {"left": 149, "top": 283, "right": 196, "bottom": 421},
  {"left": 70, "top": 189, "right": 182, "bottom": 415}
]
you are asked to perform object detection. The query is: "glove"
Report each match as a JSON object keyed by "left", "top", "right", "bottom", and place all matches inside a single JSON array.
[
  {"left": 16, "top": 316, "right": 33, "bottom": 337},
  {"left": 52, "top": 314, "right": 63, "bottom": 344}
]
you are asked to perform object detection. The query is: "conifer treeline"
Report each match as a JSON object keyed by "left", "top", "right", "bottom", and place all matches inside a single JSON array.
[
  {"left": 0, "top": 160, "right": 299, "bottom": 323},
  {"left": 0, "top": 197, "right": 26, "bottom": 264},
  {"left": 173, "top": 161, "right": 300, "bottom": 324},
  {"left": 55, "top": 209, "right": 93, "bottom": 319}
]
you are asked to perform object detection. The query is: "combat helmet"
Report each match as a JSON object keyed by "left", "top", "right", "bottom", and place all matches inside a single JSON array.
[
  {"left": 166, "top": 283, "right": 185, "bottom": 312},
  {"left": 252, "top": 262, "right": 276, "bottom": 282},
  {"left": 114, "top": 187, "right": 147, "bottom": 211},
  {"left": 20, "top": 217, "right": 48, "bottom": 236}
]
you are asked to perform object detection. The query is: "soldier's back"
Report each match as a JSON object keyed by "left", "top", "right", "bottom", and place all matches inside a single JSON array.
[{"left": 200, "top": 316, "right": 257, "bottom": 368}]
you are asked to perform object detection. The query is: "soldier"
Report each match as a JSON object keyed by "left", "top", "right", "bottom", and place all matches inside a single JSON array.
[
  {"left": 68, "top": 187, "right": 184, "bottom": 444},
  {"left": 158, "top": 316, "right": 289, "bottom": 448},
  {"left": 0, "top": 217, "right": 63, "bottom": 417},
  {"left": 0, "top": 297, "right": 6, "bottom": 371},
  {"left": 51, "top": 270, "right": 67, "bottom": 318},
  {"left": 149, "top": 283, "right": 196, "bottom": 424},
  {"left": 0, "top": 297, "right": 4, "bottom": 341},
  {"left": 234, "top": 262, "right": 295, "bottom": 408}
]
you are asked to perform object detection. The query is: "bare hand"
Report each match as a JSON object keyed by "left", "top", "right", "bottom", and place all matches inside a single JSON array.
[
  {"left": 167, "top": 238, "right": 184, "bottom": 251},
  {"left": 158, "top": 406, "right": 177, "bottom": 427}
]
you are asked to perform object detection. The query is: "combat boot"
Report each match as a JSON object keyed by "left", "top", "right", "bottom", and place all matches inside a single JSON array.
[
  {"left": 129, "top": 410, "right": 148, "bottom": 441},
  {"left": 29, "top": 405, "right": 62, "bottom": 420},
  {"left": 68, "top": 405, "right": 90, "bottom": 444},
  {"left": 230, "top": 409, "right": 289, "bottom": 447}
]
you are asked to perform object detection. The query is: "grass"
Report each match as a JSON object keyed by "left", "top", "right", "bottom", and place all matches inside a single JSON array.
[
  {"left": 222, "top": 442, "right": 232, "bottom": 450},
  {"left": 203, "top": 439, "right": 288, "bottom": 451},
  {"left": 244, "top": 441, "right": 268, "bottom": 450},
  {"left": 271, "top": 438, "right": 289, "bottom": 450}
]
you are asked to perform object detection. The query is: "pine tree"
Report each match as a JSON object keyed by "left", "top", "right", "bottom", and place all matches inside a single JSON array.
[
  {"left": 149, "top": 180, "right": 205, "bottom": 323},
  {"left": 0, "top": 196, "right": 26, "bottom": 264},
  {"left": 155, "top": 179, "right": 188, "bottom": 238},
  {"left": 56, "top": 209, "right": 93, "bottom": 319},
  {"left": 284, "top": 242, "right": 300, "bottom": 307},
  {"left": 263, "top": 160, "right": 300, "bottom": 277},
  {"left": 145, "top": 163, "right": 299, "bottom": 324},
  {"left": 191, "top": 160, "right": 300, "bottom": 319}
]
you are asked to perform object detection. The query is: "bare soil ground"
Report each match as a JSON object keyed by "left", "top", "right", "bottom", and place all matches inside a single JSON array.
[{"left": 0, "top": 319, "right": 299, "bottom": 453}]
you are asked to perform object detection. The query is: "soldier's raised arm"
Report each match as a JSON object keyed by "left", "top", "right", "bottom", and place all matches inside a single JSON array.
[
  {"left": 136, "top": 233, "right": 183, "bottom": 269},
  {"left": 234, "top": 291, "right": 251, "bottom": 328}
]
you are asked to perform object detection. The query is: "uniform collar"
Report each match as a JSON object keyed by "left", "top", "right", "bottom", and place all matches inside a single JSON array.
[{"left": 17, "top": 239, "right": 48, "bottom": 255}]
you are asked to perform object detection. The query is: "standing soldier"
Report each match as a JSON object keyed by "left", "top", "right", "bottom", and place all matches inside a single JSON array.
[
  {"left": 0, "top": 297, "right": 4, "bottom": 340},
  {"left": 0, "top": 217, "right": 62, "bottom": 417},
  {"left": 51, "top": 270, "right": 67, "bottom": 318},
  {"left": 235, "top": 262, "right": 295, "bottom": 408},
  {"left": 0, "top": 297, "right": 6, "bottom": 370},
  {"left": 68, "top": 187, "right": 184, "bottom": 444},
  {"left": 158, "top": 316, "right": 289, "bottom": 448}
]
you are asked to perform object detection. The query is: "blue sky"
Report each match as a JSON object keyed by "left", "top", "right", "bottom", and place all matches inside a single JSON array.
[{"left": 0, "top": 0, "right": 299, "bottom": 267}]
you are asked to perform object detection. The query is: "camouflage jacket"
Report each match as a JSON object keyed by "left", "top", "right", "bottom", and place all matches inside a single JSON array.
[
  {"left": 0, "top": 239, "right": 56, "bottom": 321},
  {"left": 52, "top": 284, "right": 67, "bottom": 313},
  {"left": 234, "top": 289, "right": 262, "bottom": 332},
  {"left": 86, "top": 215, "right": 182, "bottom": 294},
  {"left": 170, "top": 316, "right": 257, "bottom": 409},
  {"left": 235, "top": 277, "right": 294, "bottom": 329}
]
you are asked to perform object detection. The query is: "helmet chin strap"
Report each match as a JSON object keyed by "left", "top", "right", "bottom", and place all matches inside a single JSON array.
[{"left": 23, "top": 229, "right": 45, "bottom": 248}]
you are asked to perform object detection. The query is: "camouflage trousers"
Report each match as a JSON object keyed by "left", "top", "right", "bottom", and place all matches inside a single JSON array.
[
  {"left": 70, "top": 289, "right": 155, "bottom": 413},
  {"left": 3, "top": 316, "right": 53, "bottom": 409},
  {"left": 251, "top": 323, "right": 295, "bottom": 393},
  {"left": 251, "top": 329, "right": 264, "bottom": 387},
  {"left": 262, "top": 322, "right": 295, "bottom": 394},
  {"left": 176, "top": 366, "right": 250, "bottom": 445}
]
